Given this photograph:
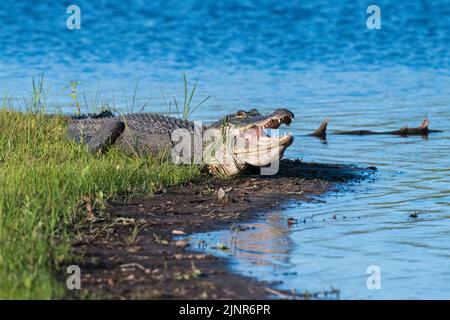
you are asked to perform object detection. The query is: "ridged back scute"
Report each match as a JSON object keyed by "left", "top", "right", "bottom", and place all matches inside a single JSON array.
[{"left": 122, "top": 113, "right": 195, "bottom": 134}]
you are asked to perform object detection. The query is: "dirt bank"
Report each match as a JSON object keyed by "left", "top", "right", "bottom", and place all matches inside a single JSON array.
[{"left": 71, "top": 159, "right": 376, "bottom": 299}]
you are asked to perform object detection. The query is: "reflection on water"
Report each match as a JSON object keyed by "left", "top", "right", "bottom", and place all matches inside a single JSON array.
[
  {"left": 1, "top": 0, "right": 450, "bottom": 299},
  {"left": 214, "top": 211, "right": 294, "bottom": 269}
]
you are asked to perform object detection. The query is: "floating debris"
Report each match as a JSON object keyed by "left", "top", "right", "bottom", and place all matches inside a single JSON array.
[
  {"left": 287, "top": 217, "right": 298, "bottom": 226},
  {"left": 335, "top": 117, "right": 442, "bottom": 136},
  {"left": 215, "top": 242, "right": 230, "bottom": 251},
  {"left": 230, "top": 224, "right": 250, "bottom": 232}
]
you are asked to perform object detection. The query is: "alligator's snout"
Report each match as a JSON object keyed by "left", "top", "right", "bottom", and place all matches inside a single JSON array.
[
  {"left": 250, "top": 108, "right": 294, "bottom": 130},
  {"left": 206, "top": 108, "right": 295, "bottom": 176},
  {"left": 271, "top": 108, "right": 295, "bottom": 121}
]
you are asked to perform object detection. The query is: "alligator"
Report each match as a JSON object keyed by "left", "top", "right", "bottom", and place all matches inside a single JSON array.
[{"left": 68, "top": 108, "right": 295, "bottom": 176}]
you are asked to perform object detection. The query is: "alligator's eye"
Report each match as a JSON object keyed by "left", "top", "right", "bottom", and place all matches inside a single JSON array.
[
  {"left": 236, "top": 110, "right": 247, "bottom": 117},
  {"left": 248, "top": 109, "right": 259, "bottom": 115}
]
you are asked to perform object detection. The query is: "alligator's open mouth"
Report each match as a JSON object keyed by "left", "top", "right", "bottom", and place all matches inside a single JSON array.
[
  {"left": 206, "top": 108, "right": 295, "bottom": 175},
  {"left": 237, "top": 111, "right": 294, "bottom": 147}
]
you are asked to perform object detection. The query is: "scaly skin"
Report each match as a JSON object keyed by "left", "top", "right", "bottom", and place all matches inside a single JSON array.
[{"left": 68, "top": 108, "right": 295, "bottom": 176}]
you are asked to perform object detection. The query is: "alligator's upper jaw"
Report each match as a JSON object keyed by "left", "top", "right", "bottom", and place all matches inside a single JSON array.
[
  {"left": 237, "top": 109, "right": 294, "bottom": 146},
  {"left": 237, "top": 109, "right": 294, "bottom": 132}
]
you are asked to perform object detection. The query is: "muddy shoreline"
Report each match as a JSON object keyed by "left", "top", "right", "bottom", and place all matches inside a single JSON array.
[{"left": 72, "top": 160, "right": 375, "bottom": 299}]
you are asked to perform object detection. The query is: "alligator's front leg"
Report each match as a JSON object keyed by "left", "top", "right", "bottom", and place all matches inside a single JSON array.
[{"left": 68, "top": 118, "right": 125, "bottom": 153}]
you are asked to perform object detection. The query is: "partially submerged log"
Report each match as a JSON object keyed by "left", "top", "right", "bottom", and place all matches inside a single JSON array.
[
  {"left": 335, "top": 118, "right": 442, "bottom": 136},
  {"left": 309, "top": 118, "right": 329, "bottom": 138}
]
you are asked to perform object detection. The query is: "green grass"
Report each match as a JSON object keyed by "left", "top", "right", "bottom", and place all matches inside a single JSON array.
[
  {"left": 161, "top": 73, "right": 213, "bottom": 120},
  {"left": 0, "top": 108, "right": 200, "bottom": 299}
]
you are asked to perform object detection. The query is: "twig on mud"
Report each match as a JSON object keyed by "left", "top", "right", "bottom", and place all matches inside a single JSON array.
[
  {"left": 153, "top": 233, "right": 169, "bottom": 245},
  {"left": 264, "top": 287, "right": 297, "bottom": 299},
  {"left": 124, "top": 224, "right": 143, "bottom": 245},
  {"left": 87, "top": 222, "right": 116, "bottom": 243},
  {"left": 319, "top": 180, "right": 328, "bottom": 190},
  {"left": 201, "top": 209, "right": 218, "bottom": 218},
  {"left": 285, "top": 191, "right": 304, "bottom": 195},
  {"left": 119, "top": 262, "right": 148, "bottom": 272}
]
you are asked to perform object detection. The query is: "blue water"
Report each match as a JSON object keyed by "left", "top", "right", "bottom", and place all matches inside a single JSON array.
[{"left": 1, "top": 0, "right": 450, "bottom": 299}]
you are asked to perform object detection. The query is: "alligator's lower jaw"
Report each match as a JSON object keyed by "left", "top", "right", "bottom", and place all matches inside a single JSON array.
[
  {"left": 235, "top": 133, "right": 294, "bottom": 154},
  {"left": 237, "top": 134, "right": 294, "bottom": 167},
  {"left": 206, "top": 134, "right": 294, "bottom": 177}
]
